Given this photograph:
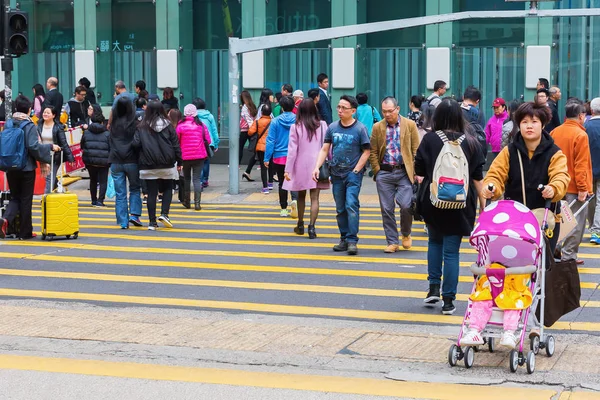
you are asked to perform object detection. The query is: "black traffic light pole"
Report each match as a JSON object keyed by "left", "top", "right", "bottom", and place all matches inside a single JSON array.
[
  {"left": 1, "top": 1, "right": 13, "bottom": 121},
  {"left": 1, "top": 2, "right": 28, "bottom": 122}
]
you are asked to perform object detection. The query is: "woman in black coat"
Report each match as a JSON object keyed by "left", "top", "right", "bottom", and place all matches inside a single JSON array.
[
  {"left": 414, "top": 98, "right": 486, "bottom": 315},
  {"left": 81, "top": 104, "right": 110, "bottom": 207}
]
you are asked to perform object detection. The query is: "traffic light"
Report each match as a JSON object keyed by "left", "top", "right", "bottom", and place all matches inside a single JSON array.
[{"left": 4, "top": 10, "right": 28, "bottom": 57}]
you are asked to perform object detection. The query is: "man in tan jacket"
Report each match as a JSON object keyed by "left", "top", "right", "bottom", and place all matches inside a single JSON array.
[{"left": 369, "top": 96, "right": 420, "bottom": 252}]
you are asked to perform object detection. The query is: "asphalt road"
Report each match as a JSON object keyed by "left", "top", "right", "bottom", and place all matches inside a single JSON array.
[{"left": 0, "top": 200, "right": 598, "bottom": 331}]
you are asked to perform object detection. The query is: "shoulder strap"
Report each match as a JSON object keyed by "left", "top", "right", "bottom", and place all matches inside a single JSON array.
[
  {"left": 436, "top": 130, "right": 466, "bottom": 145},
  {"left": 517, "top": 150, "right": 527, "bottom": 205},
  {"left": 258, "top": 122, "right": 271, "bottom": 139}
]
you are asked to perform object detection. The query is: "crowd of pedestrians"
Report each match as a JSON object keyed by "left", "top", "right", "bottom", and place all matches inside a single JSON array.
[{"left": 0, "top": 73, "right": 598, "bottom": 317}]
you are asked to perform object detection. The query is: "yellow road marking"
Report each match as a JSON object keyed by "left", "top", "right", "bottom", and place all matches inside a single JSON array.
[
  {"left": 0, "top": 354, "right": 559, "bottom": 400},
  {"left": 1, "top": 252, "right": 598, "bottom": 289},
  {"left": 0, "top": 268, "right": 597, "bottom": 307},
  {"left": 0, "top": 288, "right": 597, "bottom": 331}
]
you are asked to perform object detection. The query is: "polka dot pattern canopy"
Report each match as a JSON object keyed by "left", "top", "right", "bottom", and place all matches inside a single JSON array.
[{"left": 470, "top": 200, "right": 542, "bottom": 267}]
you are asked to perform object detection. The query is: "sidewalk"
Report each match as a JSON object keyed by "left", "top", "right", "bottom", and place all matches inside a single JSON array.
[{"left": 66, "top": 165, "right": 382, "bottom": 206}]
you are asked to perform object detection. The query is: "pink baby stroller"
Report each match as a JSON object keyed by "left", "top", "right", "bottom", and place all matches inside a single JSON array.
[{"left": 448, "top": 198, "right": 555, "bottom": 374}]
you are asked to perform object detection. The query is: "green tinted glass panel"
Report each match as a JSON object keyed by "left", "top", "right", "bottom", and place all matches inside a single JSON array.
[
  {"left": 457, "top": 0, "right": 524, "bottom": 46},
  {"left": 110, "top": 0, "right": 156, "bottom": 51},
  {"left": 365, "top": 0, "right": 425, "bottom": 48},
  {"left": 272, "top": 1, "right": 331, "bottom": 48},
  {"left": 24, "top": 0, "right": 74, "bottom": 52},
  {"left": 191, "top": 0, "right": 242, "bottom": 49}
]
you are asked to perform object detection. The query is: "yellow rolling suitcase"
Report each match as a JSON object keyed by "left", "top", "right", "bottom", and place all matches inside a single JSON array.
[{"left": 41, "top": 151, "right": 79, "bottom": 240}]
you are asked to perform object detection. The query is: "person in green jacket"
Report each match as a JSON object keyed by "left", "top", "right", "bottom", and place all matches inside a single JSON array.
[
  {"left": 193, "top": 98, "right": 220, "bottom": 188},
  {"left": 272, "top": 92, "right": 282, "bottom": 117}
]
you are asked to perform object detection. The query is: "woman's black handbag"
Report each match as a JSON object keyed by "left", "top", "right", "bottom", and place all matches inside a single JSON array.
[
  {"left": 317, "top": 126, "right": 330, "bottom": 183},
  {"left": 204, "top": 139, "right": 214, "bottom": 158}
]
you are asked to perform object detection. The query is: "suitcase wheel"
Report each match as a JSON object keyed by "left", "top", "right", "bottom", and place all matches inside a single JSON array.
[
  {"left": 41, "top": 234, "right": 46, "bottom": 241},
  {"left": 66, "top": 235, "right": 71, "bottom": 239}
]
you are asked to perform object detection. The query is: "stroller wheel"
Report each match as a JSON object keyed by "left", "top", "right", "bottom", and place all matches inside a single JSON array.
[
  {"left": 488, "top": 337, "right": 495, "bottom": 353},
  {"left": 464, "top": 346, "right": 474, "bottom": 369},
  {"left": 448, "top": 344, "right": 459, "bottom": 367},
  {"left": 526, "top": 351, "right": 536, "bottom": 374},
  {"left": 545, "top": 335, "right": 556, "bottom": 357},
  {"left": 509, "top": 349, "right": 519, "bottom": 373},
  {"left": 530, "top": 335, "right": 540, "bottom": 355}
]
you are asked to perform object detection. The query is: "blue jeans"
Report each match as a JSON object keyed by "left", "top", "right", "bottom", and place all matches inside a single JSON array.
[
  {"left": 110, "top": 163, "right": 142, "bottom": 228},
  {"left": 331, "top": 172, "right": 363, "bottom": 244},
  {"left": 427, "top": 224, "right": 463, "bottom": 300},
  {"left": 201, "top": 158, "right": 210, "bottom": 184}
]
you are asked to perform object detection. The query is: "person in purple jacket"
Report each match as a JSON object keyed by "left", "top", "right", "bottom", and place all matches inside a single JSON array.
[{"left": 485, "top": 97, "right": 509, "bottom": 159}]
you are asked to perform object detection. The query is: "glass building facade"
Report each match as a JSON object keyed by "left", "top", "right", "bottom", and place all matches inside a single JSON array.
[{"left": 8, "top": 0, "right": 600, "bottom": 139}]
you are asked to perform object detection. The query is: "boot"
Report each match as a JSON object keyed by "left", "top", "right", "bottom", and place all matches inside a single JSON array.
[
  {"left": 182, "top": 190, "right": 191, "bottom": 209},
  {"left": 194, "top": 191, "right": 202, "bottom": 211},
  {"left": 424, "top": 283, "right": 441, "bottom": 304},
  {"left": 308, "top": 225, "right": 317, "bottom": 239}
]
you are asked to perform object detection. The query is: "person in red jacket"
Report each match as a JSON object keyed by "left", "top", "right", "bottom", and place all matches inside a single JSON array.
[
  {"left": 176, "top": 104, "right": 212, "bottom": 210},
  {"left": 551, "top": 99, "right": 594, "bottom": 264}
]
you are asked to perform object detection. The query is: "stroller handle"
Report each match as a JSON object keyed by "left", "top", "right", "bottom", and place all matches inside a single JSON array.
[
  {"left": 537, "top": 184, "right": 553, "bottom": 210},
  {"left": 485, "top": 184, "right": 495, "bottom": 207},
  {"left": 470, "top": 263, "right": 537, "bottom": 276}
]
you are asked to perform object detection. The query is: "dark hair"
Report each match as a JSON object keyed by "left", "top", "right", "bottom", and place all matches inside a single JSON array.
[
  {"left": 75, "top": 85, "right": 87, "bottom": 95},
  {"left": 192, "top": 97, "right": 206, "bottom": 110},
  {"left": 43, "top": 105, "right": 58, "bottom": 118},
  {"left": 139, "top": 100, "right": 169, "bottom": 129},
  {"left": 513, "top": 102, "right": 552, "bottom": 128},
  {"left": 163, "top": 87, "right": 174, "bottom": 100},
  {"left": 240, "top": 90, "right": 258, "bottom": 117},
  {"left": 565, "top": 99, "right": 586, "bottom": 118},
  {"left": 138, "top": 90, "right": 149, "bottom": 100},
  {"left": 536, "top": 88, "right": 550, "bottom": 97},
  {"left": 433, "top": 80, "right": 447, "bottom": 92},
  {"left": 90, "top": 104, "right": 105, "bottom": 124},
  {"left": 463, "top": 86, "right": 481, "bottom": 102},
  {"left": 307, "top": 88, "right": 320, "bottom": 101},
  {"left": 275, "top": 92, "right": 283, "bottom": 102},
  {"left": 296, "top": 99, "right": 320, "bottom": 141},
  {"left": 259, "top": 88, "right": 273, "bottom": 106},
  {"left": 317, "top": 73, "right": 328, "bottom": 84},
  {"left": 282, "top": 84, "right": 293, "bottom": 94},
  {"left": 167, "top": 108, "right": 182, "bottom": 127},
  {"left": 135, "top": 97, "right": 147, "bottom": 109},
  {"left": 260, "top": 103, "right": 272, "bottom": 116},
  {"left": 508, "top": 100, "right": 521, "bottom": 116},
  {"left": 78, "top": 77, "right": 91, "bottom": 89},
  {"left": 421, "top": 103, "right": 435, "bottom": 130},
  {"left": 434, "top": 98, "right": 480, "bottom": 153},
  {"left": 538, "top": 78, "right": 549, "bottom": 89},
  {"left": 356, "top": 93, "right": 368, "bottom": 105},
  {"left": 32, "top": 83, "right": 45, "bottom": 97},
  {"left": 585, "top": 101, "right": 592, "bottom": 116},
  {"left": 110, "top": 97, "right": 136, "bottom": 132},
  {"left": 410, "top": 95, "right": 424, "bottom": 109},
  {"left": 14, "top": 95, "right": 32, "bottom": 114},
  {"left": 340, "top": 95, "right": 359, "bottom": 110},
  {"left": 135, "top": 80, "right": 146, "bottom": 91},
  {"left": 279, "top": 95, "right": 295, "bottom": 112}
]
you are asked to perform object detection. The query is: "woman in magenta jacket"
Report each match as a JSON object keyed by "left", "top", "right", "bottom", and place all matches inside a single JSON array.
[
  {"left": 485, "top": 97, "right": 509, "bottom": 158},
  {"left": 176, "top": 104, "right": 212, "bottom": 210}
]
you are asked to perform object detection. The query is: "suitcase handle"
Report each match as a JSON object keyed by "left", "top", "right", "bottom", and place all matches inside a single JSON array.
[{"left": 50, "top": 150, "right": 64, "bottom": 193}]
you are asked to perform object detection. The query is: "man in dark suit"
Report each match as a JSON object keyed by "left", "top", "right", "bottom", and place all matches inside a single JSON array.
[
  {"left": 316, "top": 73, "right": 333, "bottom": 125},
  {"left": 546, "top": 86, "right": 562, "bottom": 133},
  {"left": 42, "top": 77, "right": 64, "bottom": 112}
]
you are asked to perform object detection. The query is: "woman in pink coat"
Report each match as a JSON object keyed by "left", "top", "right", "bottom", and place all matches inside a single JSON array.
[
  {"left": 176, "top": 104, "right": 212, "bottom": 210},
  {"left": 284, "top": 99, "right": 330, "bottom": 239},
  {"left": 485, "top": 97, "right": 509, "bottom": 158}
]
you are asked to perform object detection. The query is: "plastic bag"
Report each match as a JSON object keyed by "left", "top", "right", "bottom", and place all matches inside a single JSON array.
[{"left": 106, "top": 173, "right": 116, "bottom": 199}]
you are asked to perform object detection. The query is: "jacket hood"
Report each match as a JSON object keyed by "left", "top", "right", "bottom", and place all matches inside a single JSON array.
[
  {"left": 150, "top": 116, "right": 172, "bottom": 132},
  {"left": 492, "top": 111, "right": 509, "bottom": 120},
  {"left": 88, "top": 122, "right": 108, "bottom": 134},
  {"left": 197, "top": 109, "right": 212, "bottom": 117},
  {"left": 513, "top": 130, "right": 555, "bottom": 157},
  {"left": 69, "top": 97, "right": 84, "bottom": 103},
  {"left": 277, "top": 112, "right": 296, "bottom": 128}
]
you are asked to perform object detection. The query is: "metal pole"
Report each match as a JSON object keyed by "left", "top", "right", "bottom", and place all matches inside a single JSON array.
[
  {"left": 2, "top": 58, "right": 13, "bottom": 121},
  {"left": 228, "top": 42, "right": 240, "bottom": 195}
]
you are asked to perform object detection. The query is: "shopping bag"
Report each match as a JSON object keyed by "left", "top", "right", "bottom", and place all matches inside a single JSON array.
[
  {"left": 557, "top": 200, "right": 577, "bottom": 244},
  {"left": 106, "top": 174, "right": 116, "bottom": 199},
  {"left": 535, "top": 255, "right": 581, "bottom": 327}
]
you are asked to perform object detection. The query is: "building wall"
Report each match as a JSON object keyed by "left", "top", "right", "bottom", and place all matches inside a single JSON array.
[{"left": 7, "top": 0, "right": 600, "bottom": 138}]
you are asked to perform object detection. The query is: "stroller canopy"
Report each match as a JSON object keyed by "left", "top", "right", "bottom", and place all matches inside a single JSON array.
[{"left": 470, "top": 200, "right": 543, "bottom": 267}]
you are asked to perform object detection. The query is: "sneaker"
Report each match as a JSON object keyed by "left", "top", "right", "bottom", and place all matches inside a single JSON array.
[
  {"left": 121, "top": 226, "right": 129, "bottom": 230},
  {"left": 401, "top": 235, "right": 412, "bottom": 250},
  {"left": 148, "top": 223, "right": 158, "bottom": 231},
  {"left": 268, "top": 183, "right": 274, "bottom": 190},
  {"left": 290, "top": 200, "right": 298, "bottom": 219},
  {"left": 158, "top": 215, "right": 173, "bottom": 228},
  {"left": 143, "top": 196, "right": 148, "bottom": 205},
  {"left": 591, "top": 233, "right": 600, "bottom": 245},
  {"left": 424, "top": 284, "right": 441, "bottom": 304},
  {"left": 157, "top": 194, "right": 163, "bottom": 203},
  {"left": 500, "top": 331, "right": 518, "bottom": 349},
  {"left": 384, "top": 244, "right": 399, "bottom": 253},
  {"left": 202, "top": 181, "right": 209, "bottom": 188},
  {"left": 460, "top": 329, "right": 484, "bottom": 346},
  {"left": 0, "top": 218, "right": 7, "bottom": 239},
  {"left": 129, "top": 216, "right": 143, "bottom": 227},
  {"left": 347, "top": 243, "right": 358, "bottom": 255},
  {"left": 262, "top": 188, "right": 270, "bottom": 194},
  {"left": 91, "top": 201, "right": 97, "bottom": 207},
  {"left": 95, "top": 202, "right": 106, "bottom": 208},
  {"left": 442, "top": 297, "right": 456, "bottom": 315},
  {"left": 333, "top": 240, "right": 348, "bottom": 252},
  {"left": 280, "top": 209, "right": 290, "bottom": 217}
]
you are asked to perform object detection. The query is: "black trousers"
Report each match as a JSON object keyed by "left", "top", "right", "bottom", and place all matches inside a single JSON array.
[
  {"left": 4, "top": 170, "right": 35, "bottom": 238},
  {"left": 87, "top": 165, "right": 109, "bottom": 204},
  {"left": 273, "top": 163, "right": 289, "bottom": 209},
  {"left": 255, "top": 151, "right": 269, "bottom": 189},
  {"left": 145, "top": 179, "right": 173, "bottom": 223}
]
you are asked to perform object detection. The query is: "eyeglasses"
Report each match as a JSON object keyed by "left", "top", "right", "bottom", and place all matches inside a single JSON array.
[
  {"left": 337, "top": 105, "right": 353, "bottom": 111},
  {"left": 381, "top": 108, "right": 398, "bottom": 115}
]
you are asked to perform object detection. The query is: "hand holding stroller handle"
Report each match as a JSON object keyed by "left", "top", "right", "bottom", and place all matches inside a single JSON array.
[
  {"left": 487, "top": 184, "right": 494, "bottom": 191},
  {"left": 537, "top": 184, "right": 552, "bottom": 209}
]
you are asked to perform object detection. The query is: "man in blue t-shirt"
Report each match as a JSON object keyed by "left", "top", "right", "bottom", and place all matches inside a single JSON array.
[{"left": 313, "top": 95, "right": 371, "bottom": 255}]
